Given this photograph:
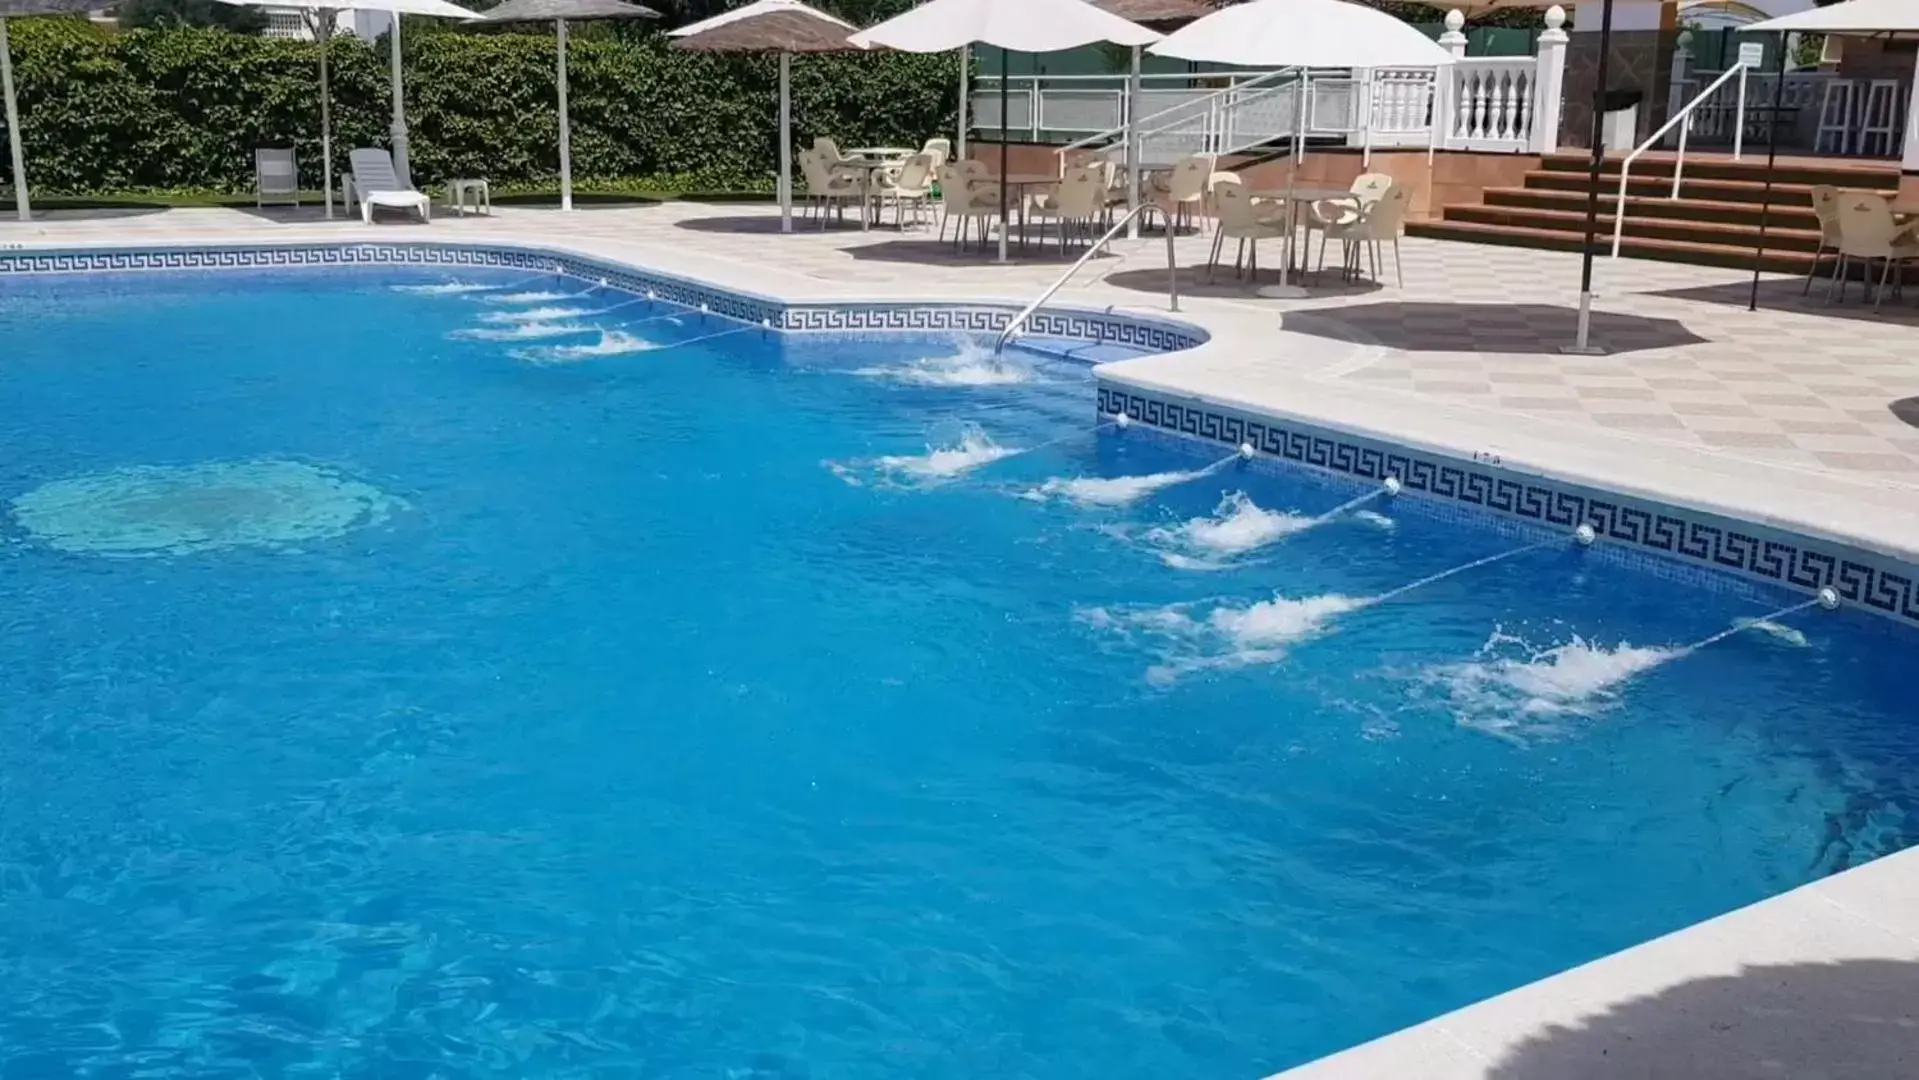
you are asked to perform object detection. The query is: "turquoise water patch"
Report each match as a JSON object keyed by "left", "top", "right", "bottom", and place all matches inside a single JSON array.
[{"left": 10, "top": 459, "right": 401, "bottom": 557}]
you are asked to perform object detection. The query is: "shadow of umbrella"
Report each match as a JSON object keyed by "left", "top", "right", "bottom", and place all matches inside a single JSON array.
[
  {"left": 1653, "top": 278, "right": 1919, "bottom": 327},
  {"left": 1485, "top": 958, "right": 1919, "bottom": 1080},
  {"left": 1280, "top": 302, "right": 1707, "bottom": 355},
  {"left": 1100, "top": 262, "right": 1385, "bottom": 301},
  {"left": 675, "top": 213, "right": 867, "bottom": 235},
  {"left": 842, "top": 237, "right": 1103, "bottom": 266}
]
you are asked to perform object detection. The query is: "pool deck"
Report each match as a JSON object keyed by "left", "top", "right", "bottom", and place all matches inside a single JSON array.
[
  {"left": 9, "top": 198, "right": 1919, "bottom": 1076},
  {"left": 1269, "top": 845, "right": 1919, "bottom": 1079}
]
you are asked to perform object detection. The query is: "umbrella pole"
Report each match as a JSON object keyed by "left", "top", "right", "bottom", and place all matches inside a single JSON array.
[
  {"left": 957, "top": 44, "right": 968, "bottom": 161},
  {"left": 320, "top": 13, "right": 334, "bottom": 220},
  {"left": 0, "top": 17, "right": 29, "bottom": 223},
  {"left": 1257, "top": 69, "right": 1308, "bottom": 299},
  {"left": 1565, "top": 0, "right": 1616, "bottom": 355},
  {"left": 779, "top": 51, "right": 792, "bottom": 234},
  {"left": 557, "top": 18, "right": 572, "bottom": 211},
  {"left": 997, "top": 48, "right": 1008, "bottom": 263},
  {"left": 1126, "top": 44, "right": 1140, "bottom": 240},
  {"left": 1746, "top": 29, "right": 1788, "bottom": 312},
  {"left": 389, "top": 13, "right": 410, "bottom": 188}
]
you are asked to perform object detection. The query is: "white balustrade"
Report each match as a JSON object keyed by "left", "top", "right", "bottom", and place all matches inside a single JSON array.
[
  {"left": 968, "top": 8, "right": 1574, "bottom": 161},
  {"left": 1450, "top": 59, "right": 1536, "bottom": 151}
]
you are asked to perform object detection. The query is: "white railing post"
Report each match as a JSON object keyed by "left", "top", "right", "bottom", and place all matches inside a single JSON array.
[
  {"left": 1438, "top": 9, "right": 1468, "bottom": 151},
  {"left": 1905, "top": 48, "right": 1919, "bottom": 172},
  {"left": 957, "top": 45, "right": 969, "bottom": 161},
  {"left": 1127, "top": 45, "right": 1141, "bottom": 239},
  {"left": 1733, "top": 61, "right": 1748, "bottom": 161},
  {"left": 1530, "top": 5, "right": 1568, "bottom": 153},
  {"left": 1666, "top": 30, "right": 1692, "bottom": 148},
  {"left": 1359, "top": 68, "right": 1375, "bottom": 164}
]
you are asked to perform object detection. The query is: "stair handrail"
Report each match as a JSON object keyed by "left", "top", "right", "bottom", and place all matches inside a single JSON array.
[
  {"left": 994, "top": 203, "right": 1161, "bottom": 354},
  {"left": 1609, "top": 60, "right": 1752, "bottom": 258},
  {"left": 1052, "top": 68, "right": 1302, "bottom": 175}
]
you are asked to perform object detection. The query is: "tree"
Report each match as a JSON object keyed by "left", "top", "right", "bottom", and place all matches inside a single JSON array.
[{"left": 117, "top": 0, "right": 268, "bottom": 34}]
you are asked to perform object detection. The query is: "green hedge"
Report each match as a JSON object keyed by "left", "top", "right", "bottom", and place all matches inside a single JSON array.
[{"left": 0, "top": 20, "right": 959, "bottom": 195}]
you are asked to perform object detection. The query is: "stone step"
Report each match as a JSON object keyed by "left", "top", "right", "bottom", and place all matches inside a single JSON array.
[
  {"left": 1443, "top": 202, "right": 1827, "bottom": 253},
  {"left": 1521, "top": 168, "right": 1821, "bottom": 205},
  {"left": 1536, "top": 150, "right": 1900, "bottom": 190},
  {"left": 1405, "top": 219, "right": 1816, "bottom": 273},
  {"left": 1481, "top": 186, "right": 1821, "bottom": 230}
]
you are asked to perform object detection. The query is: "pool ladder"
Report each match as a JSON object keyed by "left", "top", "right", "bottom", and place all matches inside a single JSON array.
[{"left": 992, "top": 204, "right": 1179, "bottom": 355}]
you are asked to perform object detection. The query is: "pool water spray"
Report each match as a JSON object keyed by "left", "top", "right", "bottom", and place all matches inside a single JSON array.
[{"left": 1148, "top": 476, "right": 1403, "bottom": 569}]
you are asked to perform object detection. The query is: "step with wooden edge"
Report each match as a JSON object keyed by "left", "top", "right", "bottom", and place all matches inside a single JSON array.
[
  {"left": 1522, "top": 169, "right": 1818, "bottom": 205},
  {"left": 1443, "top": 203, "right": 1826, "bottom": 253},
  {"left": 1536, "top": 150, "right": 1900, "bottom": 190},
  {"left": 1406, "top": 219, "right": 1814, "bottom": 273},
  {"left": 1482, "top": 186, "right": 1820, "bottom": 230}
]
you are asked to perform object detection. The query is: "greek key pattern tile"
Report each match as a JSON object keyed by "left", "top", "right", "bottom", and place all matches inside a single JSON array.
[
  {"left": 1097, "top": 384, "right": 1919, "bottom": 628},
  {"left": 0, "top": 243, "right": 1205, "bottom": 352}
]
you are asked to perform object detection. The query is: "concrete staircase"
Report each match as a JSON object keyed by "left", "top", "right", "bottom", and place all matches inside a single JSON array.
[{"left": 1409, "top": 152, "right": 1901, "bottom": 272}]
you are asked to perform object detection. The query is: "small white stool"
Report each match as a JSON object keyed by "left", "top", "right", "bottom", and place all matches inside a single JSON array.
[
  {"left": 1858, "top": 79, "right": 1905, "bottom": 157},
  {"left": 1816, "top": 79, "right": 1860, "bottom": 155},
  {"left": 447, "top": 178, "right": 491, "bottom": 216}
]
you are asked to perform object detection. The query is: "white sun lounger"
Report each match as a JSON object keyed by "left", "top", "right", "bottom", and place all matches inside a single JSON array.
[{"left": 347, "top": 148, "right": 431, "bottom": 224}]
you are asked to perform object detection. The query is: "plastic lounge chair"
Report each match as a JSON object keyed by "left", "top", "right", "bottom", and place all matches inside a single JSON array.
[
  {"left": 347, "top": 148, "right": 430, "bottom": 224},
  {"left": 255, "top": 147, "right": 298, "bottom": 209},
  {"left": 873, "top": 153, "right": 938, "bottom": 229},
  {"left": 1207, "top": 173, "right": 1287, "bottom": 281}
]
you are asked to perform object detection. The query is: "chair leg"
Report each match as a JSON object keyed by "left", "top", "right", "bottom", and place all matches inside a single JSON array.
[
  {"left": 1829, "top": 253, "right": 1846, "bottom": 302},
  {"left": 1876, "top": 256, "right": 1894, "bottom": 311},
  {"left": 1392, "top": 239, "right": 1403, "bottom": 288},
  {"left": 1207, "top": 231, "right": 1224, "bottom": 281},
  {"left": 1803, "top": 240, "right": 1829, "bottom": 296}
]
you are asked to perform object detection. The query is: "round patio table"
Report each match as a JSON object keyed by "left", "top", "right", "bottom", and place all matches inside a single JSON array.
[
  {"left": 983, "top": 173, "right": 1061, "bottom": 253},
  {"left": 1249, "top": 185, "right": 1369, "bottom": 288},
  {"left": 840, "top": 155, "right": 916, "bottom": 230}
]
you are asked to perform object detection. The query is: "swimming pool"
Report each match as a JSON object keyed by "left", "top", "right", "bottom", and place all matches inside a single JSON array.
[{"left": 2, "top": 257, "right": 1915, "bottom": 1079}]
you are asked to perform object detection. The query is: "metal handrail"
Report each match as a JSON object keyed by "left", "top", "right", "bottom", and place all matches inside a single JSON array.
[
  {"left": 993, "top": 204, "right": 1166, "bottom": 354},
  {"left": 1609, "top": 61, "right": 1751, "bottom": 258},
  {"left": 1050, "top": 68, "right": 1302, "bottom": 172}
]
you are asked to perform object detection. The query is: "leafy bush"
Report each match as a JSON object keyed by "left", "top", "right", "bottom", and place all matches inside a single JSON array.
[{"left": 0, "top": 21, "right": 959, "bottom": 195}]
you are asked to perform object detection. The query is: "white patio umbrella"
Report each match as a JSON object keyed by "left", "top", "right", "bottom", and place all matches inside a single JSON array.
[
  {"left": 670, "top": 0, "right": 860, "bottom": 234},
  {"left": 0, "top": 0, "right": 102, "bottom": 222},
  {"left": 478, "top": 0, "right": 660, "bottom": 212},
  {"left": 214, "top": 0, "right": 479, "bottom": 216},
  {"left": 851, "top": 0, "right": 1160, "bottom": 261},
  {"left": 1748, "top": 0, "right": 1919, "bottom": 170},
  {"left": 1150, "top": 0, "right": 1455, "bottom": 294}
]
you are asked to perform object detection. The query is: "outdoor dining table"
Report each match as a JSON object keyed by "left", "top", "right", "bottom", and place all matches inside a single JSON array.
[
  {"left": 984, "top": 173, "right": 1062, "bottom": 253},
  {"left": 848, "top": 147, "right": 914, "bottom": 160},
  {"left": 1250, "top": 185, "right": 1363, "bottom": 275},
  {"left": 840, "top": 155, "right": 912, "bottom": 231}
]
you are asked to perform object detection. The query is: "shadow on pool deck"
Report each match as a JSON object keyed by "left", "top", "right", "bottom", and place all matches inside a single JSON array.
[
  {"left": 1651, "top": 277, "right": 1919, "bottom": 325},
  {"left": 1485, "top": 958, "right": 1919, "bottom": 1080},
  {"left": 674, "top": 213, "right": 868, "bottom": 235},
  {"left": 1278, "top": 302, "right": 1708, "bottom": 355},
  {"left": 1099, "top": 262, "right": 1386, "bottom": 301}
]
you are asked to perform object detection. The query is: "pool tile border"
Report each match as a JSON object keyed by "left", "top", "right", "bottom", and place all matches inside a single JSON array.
[
  {"left": 0, "top": 242, "right": 1209, "bottom": 354},
  {"left": 1097, "top": 384, "right": 1919, "bottom": 629}
]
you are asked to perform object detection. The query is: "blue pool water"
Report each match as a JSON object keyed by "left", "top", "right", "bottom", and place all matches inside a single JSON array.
[{"left": 2, "top": 266, "right": 1916, "bottom": 1079}]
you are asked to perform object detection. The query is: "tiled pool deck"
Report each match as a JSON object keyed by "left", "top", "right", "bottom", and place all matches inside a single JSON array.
[{"left": 9, "top": 199, "right": 1917, "bottom": 1076}]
